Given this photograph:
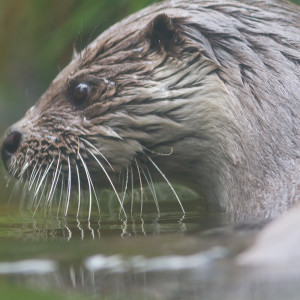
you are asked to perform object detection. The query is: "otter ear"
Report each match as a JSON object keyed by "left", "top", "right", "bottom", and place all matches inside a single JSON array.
[
  {"left": 72, "top": 45, "right": 80, "bottom": 61},
  {"left": 144, "top": 14, "right": 180, "bottom": 55}
]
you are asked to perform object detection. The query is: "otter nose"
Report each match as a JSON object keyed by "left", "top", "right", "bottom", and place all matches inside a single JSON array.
[{"left": 1, "top": 131, "right": 22, "bottom": 167}]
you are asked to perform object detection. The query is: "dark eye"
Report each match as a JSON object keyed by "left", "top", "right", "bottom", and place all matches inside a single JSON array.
[{"left": 72, "top": 83, "right": 90, "bottom": 104}]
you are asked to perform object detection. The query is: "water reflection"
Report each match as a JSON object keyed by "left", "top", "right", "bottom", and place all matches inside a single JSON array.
[
  {"left": 1, "top": 188, "right": 300, "bottom": 299},
  {"left": 1, "top": 237, "right": 300, "bottom": 300},
  {"left": 1, "top": 192, "right": 221, "bottom": 241},
  {"left": 13, "top": 210, "right": 203, "bottom": 241}
]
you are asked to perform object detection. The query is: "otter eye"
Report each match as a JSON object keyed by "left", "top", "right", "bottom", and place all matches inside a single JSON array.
[{"left": 72, "top": 83, "right": 90, "bottom": 104}]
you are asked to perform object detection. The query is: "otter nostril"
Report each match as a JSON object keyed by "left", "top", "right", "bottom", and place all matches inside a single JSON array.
[{"left": 1, "top": 131, "right": 22, "bottom": 164}]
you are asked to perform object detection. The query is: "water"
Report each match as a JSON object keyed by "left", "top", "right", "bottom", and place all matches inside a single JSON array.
[{"left": 1, "top": 180, "right": 300, "bottom": 300}]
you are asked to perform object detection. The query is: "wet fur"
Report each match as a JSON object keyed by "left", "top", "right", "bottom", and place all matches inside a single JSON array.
[{"left": 4, "top": 0, "right": 300, "bottom": 220}]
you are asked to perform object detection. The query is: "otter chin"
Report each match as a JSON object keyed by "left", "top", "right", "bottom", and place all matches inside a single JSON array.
[{"left": 1, "top": 0, "right": 300, "bottom": 221}]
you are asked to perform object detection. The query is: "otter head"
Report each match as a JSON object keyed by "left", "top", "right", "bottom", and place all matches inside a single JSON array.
[{"left": 2, "top": 12, "right": 227, "bottom": 214}]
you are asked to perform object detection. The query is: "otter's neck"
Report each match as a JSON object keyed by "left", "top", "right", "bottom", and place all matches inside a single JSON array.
[{"left": 147, "top": 58, "right": 300, "bottom": 220}]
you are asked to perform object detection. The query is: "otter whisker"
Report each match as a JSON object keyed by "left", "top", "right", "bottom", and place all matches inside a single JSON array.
[
  {"left": 145, "top": 146, "right": 174, "bottom": 157},
  {"left": 76, "top": 219, "right": 84, "bottom": 240},
  {"left": 57, "top": 174, "right": 65, "bottom": 218},
  {"left": 141, "top": 167, "right": 160, "bottom": 215},
  {"left": 18, "top": 161, "right": 30, "bottom": 180},
  {"left": 9, "top": 179, "right": 21, "bottom": 204},
  {"left": 32, "top": 169, "right": 43, "bottom": 199},
  {"left": 130, "top": 164, "right": 134, "bottom": 216},
  {"left": 134, "top": 158, "right": 144, "bottom": 217},
  {"left": 88, "top": 221, "right": 95, "bottom": 240},
  {"left": 75, "top": 163, "right": 81, "bottom": 219},
  {"left": 47, "top": 152, "right": 61, "bottom": 206},
  {"left": 29, "top": 164, "right": 42, "bottom": 191},
  {"left": 91, "top": 180, "right": 101, "bottom": 216},
  {"left": 146, "top": 166, "right": 159, "bottom": 210},
  {"left": 11, "top": 164, "right": 19, "bottom": 177},
  {"left": 147, "top": 155, "right": 185, "bottom": 215},
  {"left": 80, "top": 138, "right": 114, "bottom": 171},
  {"left": 33, "top": 174, "right": 49, "bottom": 215},
  {"left": 86, "top": 148, "right": 126, "bottom": 218},
  {"left": 27, "top": 176, "right": 39, "bottom": 209},
  {"left": 19, "top": 181, "right": 29, "bottom": 210},
  {"left": 122, "top": 166, "right": 129, "bottom": 204},
  {"left": 118, "top": 169, "right": 122, "bottom": 185},
  {"left": 28, "top": 163, "right": 38, "bottom": 188},
  {"left": 34, "top": 159, "right": 54, "bottom": 198},
  {"left": 97, "top": 220, "right": 101, "bottom": 239},
  {"left": 140, "top": 217, "right": 147, "bottom": 237},
  {"left": 42, "top": 143, "right": 53, "bottom": 153},
  {"left": 69, "top": 143, "right": 100, "bottom": 216},
  {"left": 18, "top": 152, "right": 32, "bottom": 182},
  {"left": 119, "top": 166, "right": 129, "bottom": 217},
  {"left": 84, "top": 163, "right": 101, "bottom": 216},
  {"left": 64, "top": 156, "right": 72, "bottom": 217},
  {"left": 48, "top": 165, "right": 62, "bottom": 208},
  {"left": 78, "top": 153, "right": 93, "bottom": 221},
  {"left": 23, "top": 148, "right": 30, "bottom": 165},
  {"left": 32, "top": 162, "right": 52, "bottom": 210},
  {"left": 120, "top": 171, "right": 125, "bottom": 200},
  {"left": 65, "top": 224, "right": 72, "bottom": 241},
  {"left": 47, "top": 171, "right": 57, "bottom": 208}
]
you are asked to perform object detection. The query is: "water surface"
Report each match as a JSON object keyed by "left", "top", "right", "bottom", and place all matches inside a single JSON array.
[{"left": 0, "top": 180, "right": 300, "bottom": 300}]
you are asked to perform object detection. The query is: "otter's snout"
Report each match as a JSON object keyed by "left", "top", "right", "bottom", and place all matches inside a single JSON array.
[{"left": 1, "top": 130, "right": 22, "bottom": 170}]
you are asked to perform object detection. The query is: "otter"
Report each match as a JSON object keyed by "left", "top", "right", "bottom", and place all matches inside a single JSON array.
[{"left": 1, "top": 0, "right": 300, "bottom": 221}]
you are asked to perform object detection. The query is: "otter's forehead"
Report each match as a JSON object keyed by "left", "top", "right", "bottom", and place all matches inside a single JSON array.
[{"left": 52, "top": 57, "right": 80, "bottom": 86}]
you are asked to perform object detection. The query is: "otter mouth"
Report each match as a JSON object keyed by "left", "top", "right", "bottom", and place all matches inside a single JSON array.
[
  {"left": 2, "top": 132, "right": 110, "bottom": 184},
  {"left": 1, "top": 130, "right": 116, "bottom": 215}
]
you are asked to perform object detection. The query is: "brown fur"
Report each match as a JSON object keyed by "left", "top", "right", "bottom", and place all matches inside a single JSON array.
[{"left": 2, "top": 0, "right": 300, "bottom": 220}]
